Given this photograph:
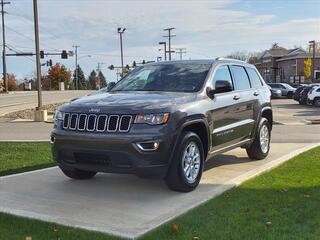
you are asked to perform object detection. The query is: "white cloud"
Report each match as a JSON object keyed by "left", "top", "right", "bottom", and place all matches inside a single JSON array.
[{"left": 2, "top": 0, "right": 320, "bottom": 80}]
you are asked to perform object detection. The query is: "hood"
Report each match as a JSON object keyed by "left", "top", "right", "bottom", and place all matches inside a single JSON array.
[{"left": 61, "top": 91, "right": 197, "bottom": 113}]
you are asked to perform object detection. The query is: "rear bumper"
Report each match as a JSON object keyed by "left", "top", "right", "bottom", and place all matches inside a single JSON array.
[{"left": 51, "top": 129, "right": 176, "bottom": 178}]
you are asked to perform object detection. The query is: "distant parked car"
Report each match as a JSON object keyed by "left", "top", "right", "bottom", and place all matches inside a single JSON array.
[
  {"left": 267, "top": 85, "right": 282, "bottom": 99},
  {"left": 307, "top": 85, "right": 320, "bottom": 107},
  {"left": 299, "top": 86, "right": 313, "bottom": 105},
  {"left": 293, "top": 85, "right": 306, "bottom": 102},
  {"left": 267, "top": 83, "right": 296, "bottom": 98}
]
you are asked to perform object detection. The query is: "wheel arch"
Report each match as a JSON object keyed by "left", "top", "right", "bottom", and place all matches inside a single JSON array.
[
  {"left": 261, "top": 106, "right": 273, "bottom": 130},
  {"left": 178, "top": 118, "right": 210, "bottom": 160}
]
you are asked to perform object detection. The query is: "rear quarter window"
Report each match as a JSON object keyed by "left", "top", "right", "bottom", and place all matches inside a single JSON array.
[{"left": 246, "top": 67, "right": 263, "bottom": 88}]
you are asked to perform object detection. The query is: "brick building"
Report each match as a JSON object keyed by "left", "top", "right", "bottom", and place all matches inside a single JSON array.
[{"left": 255, "top": 46, "right": 320, "bottom": 84}]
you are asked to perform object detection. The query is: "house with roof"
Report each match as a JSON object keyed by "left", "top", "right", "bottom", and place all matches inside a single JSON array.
[{"left": 255, "top": 45, "right": 320, "bottom": 84}]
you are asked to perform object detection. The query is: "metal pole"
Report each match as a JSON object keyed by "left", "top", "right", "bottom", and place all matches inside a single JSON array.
[
  {"left": 74, "top": 45, "right": 79, "bottom": 89},
  {"left": 164, "top": 42, "right": 167, "bottom": 61},
  {"left": 311, "top": 40, "right": 315, "bottom": 82},
  {"left": 33, "top": 0, "right": 42, "bottom": 108},
  {"left": 120, "top": 32, "right": 124, "bottom": 77},
  {"left": 1, "top": 0, "right": 9, "bottom": 93},
  {"left": 168, "top": 29, "right": 171, "bottom": 60}
]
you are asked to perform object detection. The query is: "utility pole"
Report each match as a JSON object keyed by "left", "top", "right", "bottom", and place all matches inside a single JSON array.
[
  {"left": 96, "top": 62, "right": 105, "bottom": 89},
  {"left": 1, "top": 0, "right": 9, "bottom": 93},
  {"left": 175, "top": 48, "right": 187, "bottom": 60},
  {"left": 33, "top": 0, "right": 42, "bottom": 109},
  {"left": 158, "top": 41, "right": 167, "bottom": 60},
  {"left": 117, "top": 27, "right": 126, "bottom": 77},
  {"left": 73, "top": 45, "right": 80, "bottom": 89},
  {"left": 163, "top": 27, "right": 175, "bottom": 60},
  {"left": 309, "top": 40, "right": 316, "bottom": 82}
]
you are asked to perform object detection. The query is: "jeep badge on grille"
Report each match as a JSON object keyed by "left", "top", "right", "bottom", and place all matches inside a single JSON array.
[{"left": 89, "top": 108, "right": 101, "bottom": 113}]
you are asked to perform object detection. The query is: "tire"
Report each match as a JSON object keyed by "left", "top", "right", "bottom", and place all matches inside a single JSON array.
[
  {"left": 246, "top": 117, "right": 271, "bottom": 160},
  {"left": 287, "top": 92, "right": 293, "bottom": 99},
  {"left": 60, "top": 166, "right": 97, "bottom": 180},
  {"left": 165, "top": 131, "right": 204, "bottom": 192},
  {"left": 314, "top": 98, "right": 320, "bottom": 107}
]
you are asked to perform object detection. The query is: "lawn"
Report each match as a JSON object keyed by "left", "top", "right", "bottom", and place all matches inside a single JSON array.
[
  {"left": 0, "top": 142, "right": 55, "bottom": 176},
  {"left": 0, "top": 143, "right": 319, "bottom": 240}
]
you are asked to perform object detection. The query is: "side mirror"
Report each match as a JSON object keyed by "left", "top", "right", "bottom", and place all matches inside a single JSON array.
[
  {"left": 106, "top": 82, "right": 116, "bottom": 92},
  {"left": 214, "top": 80, "right": 233, "bottom": 94}
]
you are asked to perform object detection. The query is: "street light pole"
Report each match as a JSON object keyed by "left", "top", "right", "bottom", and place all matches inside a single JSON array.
[
  {"left": 117, "top": 27, "right": 126, "bottom": 77},
  {"left": 159, "top": 41, "right": 167, "bottom": 60},
  {"left": 309, "top": 40, "right": 316, "bottom": 82},
  {"left": 73, "top": 45, "right": 80, "bottom": 89},
  {"left": 1, "top": 0, "right": 9, "bottom": 93},
  {"left": 33, "top": 0, "right": 42, "bottom": 109}
]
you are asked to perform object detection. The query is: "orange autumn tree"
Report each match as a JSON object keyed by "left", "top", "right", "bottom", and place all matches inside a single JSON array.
[
  {"left": 47, "top": 63, "right": 71, "bottom": 90},
  {"left": 7, "top": 73, "right": 17, "bottom": 91}
]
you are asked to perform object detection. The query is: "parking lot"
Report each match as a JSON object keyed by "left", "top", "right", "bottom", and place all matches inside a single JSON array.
[{"left": 0, "top": 98, "right": 320, "bottom": 239}]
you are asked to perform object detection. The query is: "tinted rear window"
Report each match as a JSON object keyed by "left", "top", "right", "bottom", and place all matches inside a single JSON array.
[
  {"left": 230, "top": 65, "right": 251, "bottom": 90},
  {"left": 246, "top": 67, "right": 263, "bottom": 87}
]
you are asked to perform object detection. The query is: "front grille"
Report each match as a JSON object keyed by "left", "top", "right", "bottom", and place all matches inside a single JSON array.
[{"left": 62, "top": 113, "right": 132, "bottom": 133}]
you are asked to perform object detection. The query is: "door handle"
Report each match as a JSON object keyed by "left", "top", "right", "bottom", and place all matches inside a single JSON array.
[
  {"left": 253, "top": 92, "right": 259, "bottom": 96},
  {"left": 233, "top": 95, "right": 240, "bottom": 100}
]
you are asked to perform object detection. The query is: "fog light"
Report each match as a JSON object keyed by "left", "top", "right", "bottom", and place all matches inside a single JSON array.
[
  {"left": 136, "top": 141, "right": 160, "bottom": 151},
  {"left": 50, "top": 136, "right": 55, "bottom": 144}
]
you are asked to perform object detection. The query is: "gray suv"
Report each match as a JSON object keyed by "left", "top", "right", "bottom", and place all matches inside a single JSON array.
[{"left": 51, "top": 58, "right": 272, "bottom": 192}]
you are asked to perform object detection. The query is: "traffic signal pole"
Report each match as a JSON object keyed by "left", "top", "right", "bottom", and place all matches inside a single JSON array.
[{"left": 33, "top": 0, "right": 42, "bottom": 109}]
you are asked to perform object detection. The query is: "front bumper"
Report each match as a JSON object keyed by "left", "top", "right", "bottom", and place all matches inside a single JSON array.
[{"left": 51, "top": 128, "right": 176, "bottom": 178}]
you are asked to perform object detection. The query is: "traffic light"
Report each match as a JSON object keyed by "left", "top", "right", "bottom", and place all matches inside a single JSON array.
[
  {"left": 46, "top": 59, "right": 52, "bottom": 67},
  {"left": 132, "top": 61, "right": 136, "bottom": 67},
  {"left": 125, "top": 64, "right": 130, "bottom": 70},
  {"left": 108, "top": 64, "right": 114, "bottom": 70},
  {"left": 142, "top": 60, "right": 146, "bottom": 64},
  {"left": 40, "top": 50, "right": 44, "bottom": 59},
  {"left": 61, "top": 50, "right": 68, "bottom": 59}
]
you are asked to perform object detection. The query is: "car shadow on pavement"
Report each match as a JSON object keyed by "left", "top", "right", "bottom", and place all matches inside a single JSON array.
[{"left": 204, "top": 154, "right": 253, "bottom": 171}]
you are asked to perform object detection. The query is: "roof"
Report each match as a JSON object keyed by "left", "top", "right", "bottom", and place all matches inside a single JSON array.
[{"left": 147, "top": 59, "right": 215, "bottom": 66}]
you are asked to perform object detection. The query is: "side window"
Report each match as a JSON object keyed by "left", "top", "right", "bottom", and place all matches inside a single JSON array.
[
  {"left": 317, "top": 88, "right": 320, "bottom": 92},
  {"left": 230, "top": 65, "right": 251, "bottom": 90},
  {"left": 212, "top": 65, "right": 233, "bottom": 88},
  {"left": 246, "top": 67, "right": 263, "bottom": 88}
]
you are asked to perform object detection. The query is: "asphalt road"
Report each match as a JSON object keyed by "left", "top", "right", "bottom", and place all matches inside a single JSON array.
[{"left": 0, "top": 90, "right": 91, "bottom": 116}]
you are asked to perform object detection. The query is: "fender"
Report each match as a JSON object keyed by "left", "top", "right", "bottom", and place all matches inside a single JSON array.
[{"left": 168, "top": 116, "right": 211, "bottom": 164}]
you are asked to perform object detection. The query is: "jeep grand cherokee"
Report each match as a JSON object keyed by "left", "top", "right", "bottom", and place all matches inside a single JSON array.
[{"left": 51, "top": 58, "right": 272, "bottom": 192}]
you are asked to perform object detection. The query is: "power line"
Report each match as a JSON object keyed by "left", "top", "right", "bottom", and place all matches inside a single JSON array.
[{"left": 6, "top": 43, "right": 35, "bottom": 62}]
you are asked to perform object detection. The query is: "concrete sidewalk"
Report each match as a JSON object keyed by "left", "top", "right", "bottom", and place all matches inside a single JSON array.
[{"left": 1, "top": 142, "right": 318, "bottom": 239}]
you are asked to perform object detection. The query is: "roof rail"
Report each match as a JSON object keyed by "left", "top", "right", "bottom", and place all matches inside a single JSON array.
[{"left": 215, "top": 57, "right": 248, "bottom": 63}]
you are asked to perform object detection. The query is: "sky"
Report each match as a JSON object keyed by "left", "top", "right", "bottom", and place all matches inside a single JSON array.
[{"left": 2, "top": 0, "right": 320, "bottom": 83}]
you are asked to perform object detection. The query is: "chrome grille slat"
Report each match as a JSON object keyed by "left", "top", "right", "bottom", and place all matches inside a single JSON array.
[
  {"left": 78, "top": 114, "right": 87, "bottom": 131},
  {"left": 119, "top": 115, "right": 132, "bottom": 132},
  {"left": 69, "top": 114, "right": 78, "bottom": 130},
  {"left": 62, "top": 113, "right": 132, "bottom": 133},
  {"left": 63, "top": 113, "right": 70, "bottom": 129},
  {"left": 96, "top": 115, "right": 108, "bottom": 132},
  {"left": 107, "top": 115, "right": 119, "bottom": 132},
  {"left": 87, "top": 114, "right": 97, "bottom": 132}
]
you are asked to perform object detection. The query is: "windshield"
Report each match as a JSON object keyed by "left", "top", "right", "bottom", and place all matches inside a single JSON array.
[{"left": 111, "top": 63, "right": 211, "bottom": 92}]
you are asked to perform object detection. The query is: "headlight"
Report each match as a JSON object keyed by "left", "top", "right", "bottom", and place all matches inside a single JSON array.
[
  {"left": 54, "top": 111, "right": 63, "bottom": 121},
  {"left": 134, "top": 113, "right": 169, "bottom": 125}
]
